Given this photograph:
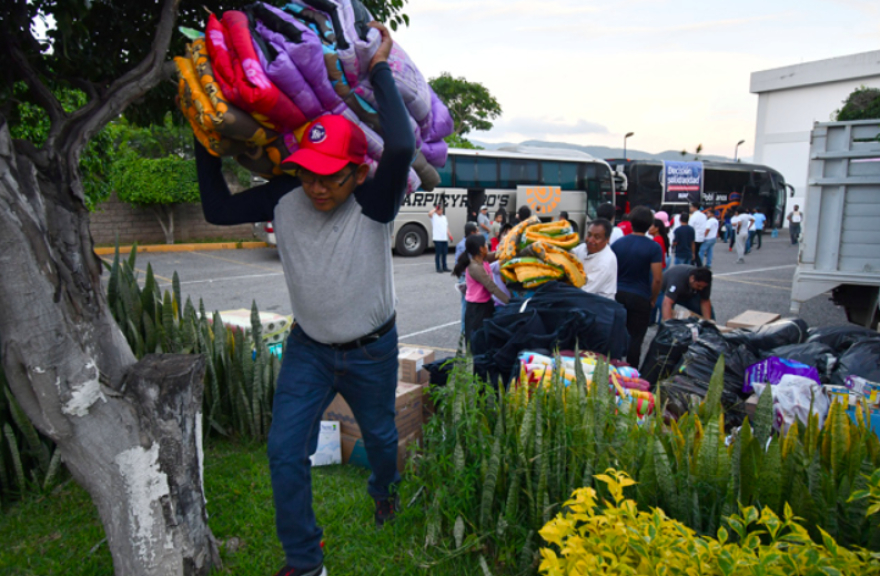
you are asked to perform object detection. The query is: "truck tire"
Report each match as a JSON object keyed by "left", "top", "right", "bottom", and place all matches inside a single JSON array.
[{"left": 395, "top": 224, "right": 427, "bottom": 257}]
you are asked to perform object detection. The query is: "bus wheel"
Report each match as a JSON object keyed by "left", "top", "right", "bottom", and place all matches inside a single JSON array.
[{"left": 395, "top": 224, "right": 427, "bottom": 257}]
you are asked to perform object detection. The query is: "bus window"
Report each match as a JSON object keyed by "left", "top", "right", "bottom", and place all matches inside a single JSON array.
[
  {"left": 455, "top": 157, "right": 498, "bottom": 188},
  {"left": 541, "top": 161, "right": 578, "bottom": 190},
  {"left": 499, "top": 158, "right": 539, "bottom": 187},
  {"left": 633, "top": 163, "right": 663, "bottom": 207},
  {"left": 583, "top": 164, "right": 613, "bottom": 218},
  {"left": 436, "top": 157, "right": 453, "bottom": 187}
]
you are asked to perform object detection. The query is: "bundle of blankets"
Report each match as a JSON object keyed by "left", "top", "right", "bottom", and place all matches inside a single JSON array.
[
  {"left": 173, "top": 0, "right": 453, "bottom": 192},
  {"left": 496, "top": 217, "right": 586, "bottom": 290}
]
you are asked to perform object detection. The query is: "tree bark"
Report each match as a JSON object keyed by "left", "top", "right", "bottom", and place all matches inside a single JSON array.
[
  {"left": 153, "top": 204, "right": 176, "bottom": 244},
  {"left": 0, "top": 119, "right": 219, "bottom": 573}
]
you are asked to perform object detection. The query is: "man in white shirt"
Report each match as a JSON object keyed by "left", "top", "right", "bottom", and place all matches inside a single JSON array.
[
  {"left": 731, "top": 207, "right": 754, "bottom": 264},
  {"left": 698, "top": 211, "right": 719, "bottom": 269},
  {"left": 689, "top": 202, "right": 708, "bottom": 267},
  {"left": 572, "top": 218, "right": 618, "bottom": 299},
  {"left": 428, "top": 204, "right": 454, "bottom": 273},
  {"left": 787, "top": 205, "right": 803, "bottom": 246}
]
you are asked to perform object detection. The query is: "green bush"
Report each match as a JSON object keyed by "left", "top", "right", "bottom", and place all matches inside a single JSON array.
[
  {"left": 414, "top": 354, "right": 880, "bottom": 573},
  {"left": 538, "top": 469, "right": 880, "bottom": 576}
]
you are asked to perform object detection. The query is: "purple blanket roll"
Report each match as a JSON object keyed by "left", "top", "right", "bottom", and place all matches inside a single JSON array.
[{"left": 743, "top": 356, "right": 821, "bottom": 395}]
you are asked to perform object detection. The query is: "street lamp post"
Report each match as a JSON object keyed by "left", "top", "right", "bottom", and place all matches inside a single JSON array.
[
  {"left": 734, "top": 139, "right": 745, "bottom": 162},
  {"left": 623, "top": 132, "right": 634, "bottom": 159}
]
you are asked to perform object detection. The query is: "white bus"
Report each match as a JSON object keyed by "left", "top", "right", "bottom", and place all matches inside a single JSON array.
[{"left": 393, "top": 146, "right": 617, "bottom": 256}]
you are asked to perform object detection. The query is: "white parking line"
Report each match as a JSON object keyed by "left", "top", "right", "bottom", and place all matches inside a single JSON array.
[
  {"left": 159, "top": 272, "right": 285, "bottom": 286},
  {"left": 399, "top": 320, "right": 460, "bottom": 340},
  {"left": 714, "top": 264, "right": 796, "bottom": 277}
]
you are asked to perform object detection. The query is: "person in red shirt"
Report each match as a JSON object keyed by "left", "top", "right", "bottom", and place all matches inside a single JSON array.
[
  {"left": 617, "top": 214, "right": 633, "bottom": 236},
  {"left": 649, "top": 218, "right": 668, "bottom": 269}
]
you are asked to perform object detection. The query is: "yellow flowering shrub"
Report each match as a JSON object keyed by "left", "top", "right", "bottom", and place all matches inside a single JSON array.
[{"left": 538, "top": 469, "right": 880, "bottom": 576}]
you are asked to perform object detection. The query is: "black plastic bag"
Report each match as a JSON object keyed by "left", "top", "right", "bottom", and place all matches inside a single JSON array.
[
  {"left": 673, "top": 328, "right": 759, "bottom": 425},
  {"left": 640, "top": 319, "right": 713, "bottom": 387},
  {"left": 743, "top": 318, "right": 809, "bottom": 350},
  {"left": 766, "top": 342, "right": 837, "bottom": 382},
  {"left": 806, "top": 325, "right": 880, "bottom": 354},
  {"left": 831, "top": 339, "right": 880, "bottom": 385},
  {"left": 659, "top": 374, "right": 748, "bottom": 426}
]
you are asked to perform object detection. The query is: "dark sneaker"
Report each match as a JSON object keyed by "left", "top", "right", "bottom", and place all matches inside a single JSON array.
[
  {"left": 274, "top": 564, "right": 326, "bottom": 576},
  {"left": 374, "top": 493, "right": 401, "bottom": 527}
]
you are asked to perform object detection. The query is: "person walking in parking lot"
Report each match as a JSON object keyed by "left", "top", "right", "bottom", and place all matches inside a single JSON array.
[
  {"left": 698, "top": 211, "right": 719, "bottom": 269},
  {"left": 194, "top": 22, "right": 408, "bottom": 576},
  {"left": 689, "top": 202, "right": 708, "bottom": 267},
  {"left": 751, "top": 208, "right": 766, "bottom": 250},
  {"left": 428, "top": 204, "right": 453, "bottom": 273},
  {"left": 612, "top": 206, "right": 664, "bottom": 368},
  {"left": 787, "top": 205, "right": 803, "bottom": 245},
  {"left": 672, "top": 212, "right": 695, "bottom": 265},
  {"left": 478, "top": 205, "right": 492, "bottom": 241},
  {"left": 732, "top": 207, "right": 754, "bottom": 264}
]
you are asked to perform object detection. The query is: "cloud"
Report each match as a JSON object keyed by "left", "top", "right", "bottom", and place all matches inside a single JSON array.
[{"left": 488, "top": 117, "right": 610, "bottom": 139}]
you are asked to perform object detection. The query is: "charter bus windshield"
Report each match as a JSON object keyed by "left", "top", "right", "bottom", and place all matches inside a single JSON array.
[
  {"left": 393, "top": 146, "right": 616, "bottom": 256},
  {"left": 605, "top": 159, "right": 791, "bottom": 229}
]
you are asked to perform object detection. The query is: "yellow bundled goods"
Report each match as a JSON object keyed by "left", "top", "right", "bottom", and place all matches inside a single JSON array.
[
  {"left": 498, "top": 216, "right": 540, "bottom": 262},
  {"left": 522, "top": 220, "right": 579, "bottom": 250},
  {"left": 529, "top": 242, "right": 586, "bottom": 288},
  {"left": 500, "top": 258, "right": 564, "bottom": 289}
]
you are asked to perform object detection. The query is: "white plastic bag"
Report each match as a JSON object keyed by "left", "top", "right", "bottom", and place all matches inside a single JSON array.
[
  {"left": 753, "top": 374, "right": 830, "bottom": 433},
  {"left": 310, "top": 421, "right": 342, "bottom": 466}
]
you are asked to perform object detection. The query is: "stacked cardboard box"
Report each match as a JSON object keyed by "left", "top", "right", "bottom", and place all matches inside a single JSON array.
[
  {"left": 322, "top": 382, "right": 424, "bottom": 472},
  {"left": 398, "top": 347, "right": 434, "bottom": 384},
  {"left": 726, "top": 311, "right": 781, "bottom": 330}
]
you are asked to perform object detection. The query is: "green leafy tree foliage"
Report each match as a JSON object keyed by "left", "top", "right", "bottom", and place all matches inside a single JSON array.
[
  {"left": 836, "top": 86, "right": 880, "bottom": 121},
  {"left": 112, "top": 154, "right": 200, "bottom": 244},
  {"left": 429, "top": 72, "right": 502, "bottom": 145},
  {"left": 9, "top": 84, "right": 114, "bottom": 210}
]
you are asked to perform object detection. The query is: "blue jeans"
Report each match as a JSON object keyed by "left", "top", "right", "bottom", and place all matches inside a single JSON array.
[
  {"left": 699, "top": 238, "right": 716, "bottom": 268},
  {"left": 674, "top": 254, "right": 692, "bottom": 265},
  {"left": 268, "top": 324, "right": 401, "bottom": 568},
  {"left": 434, "top": 240, "right": 448, "bottom": 271}
]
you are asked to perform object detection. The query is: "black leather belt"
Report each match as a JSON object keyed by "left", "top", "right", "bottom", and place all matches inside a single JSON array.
[{"left": 329, "top": 313, "right": 396, "bottom": 351}]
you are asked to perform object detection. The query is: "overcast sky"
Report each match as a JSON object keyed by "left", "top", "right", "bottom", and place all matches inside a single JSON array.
[{"left": 392, "top": 0, "right": 880, "bottom": 158}]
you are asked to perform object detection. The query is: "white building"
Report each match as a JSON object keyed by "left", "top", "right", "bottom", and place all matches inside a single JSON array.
[{"left": 750, "top": 50, "right": 880, "bottom": 224}]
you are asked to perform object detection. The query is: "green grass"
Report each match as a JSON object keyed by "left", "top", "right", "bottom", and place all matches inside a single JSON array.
[{"left": 0, "top": 440, "right": 493, "bottom": 575}]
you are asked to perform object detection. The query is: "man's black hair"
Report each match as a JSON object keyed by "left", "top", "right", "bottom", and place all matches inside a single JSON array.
[
  {"left": 464, "top": 221, "right": 478, "bottom": 235},
  {"left": 559, "top": 211, "right": 569, "bottom": 220},
  {"left": 517, "top": 205, "right": 532, "bottom": 220},
  {"left": 691, "top": 201, "right": 701, "bottom": 209},
  {"left": 680, "top": 212, "right": 690, "bottom": 224},
  {"left": 691, "top": 267, "right": 713, "bottom": 284},
  {"left": 629, "top": 206, "right": 654, "bottom": 233},
  {"left": 596, "top": 203, "right": 616, "bottom": 221},
  {"left": 589, "top": 218, "right": 613, "bottom": 240},
  {"left": 499, "top": 222, "right": 513, "bottom": 236}
]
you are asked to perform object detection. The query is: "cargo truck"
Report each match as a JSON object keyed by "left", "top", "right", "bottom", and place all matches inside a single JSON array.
[{"left": 790, "top": 119, "right": 880, "bottom": 329}]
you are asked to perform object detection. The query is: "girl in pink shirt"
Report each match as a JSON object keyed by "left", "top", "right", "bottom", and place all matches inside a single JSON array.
[{"left": 452, "top": 235, "right": 510, "bottom": 343}]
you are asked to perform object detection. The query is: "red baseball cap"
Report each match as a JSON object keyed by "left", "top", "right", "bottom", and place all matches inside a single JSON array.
[{"left": 282, "top": 115, "right": 367, "bottom": 175}]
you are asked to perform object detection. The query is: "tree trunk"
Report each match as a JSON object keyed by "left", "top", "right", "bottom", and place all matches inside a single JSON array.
[
  {"left": 153, "top": 204, "right": 176, "bottom": 244},
  {"left": 0, "top": 122, "right": 219, "bottom": 574}
]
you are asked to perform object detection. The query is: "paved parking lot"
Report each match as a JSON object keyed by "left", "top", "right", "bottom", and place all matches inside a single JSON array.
[{"left": 106, "top": 234, "right": 848, "bottom": 362}]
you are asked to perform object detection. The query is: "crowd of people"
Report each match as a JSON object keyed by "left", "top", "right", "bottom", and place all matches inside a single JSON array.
[{"left": 433, "top": 199, "right": 807, "bottom": 371}]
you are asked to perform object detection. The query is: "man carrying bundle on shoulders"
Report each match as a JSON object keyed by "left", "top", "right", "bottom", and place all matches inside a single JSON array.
[{"left": 194, "top": 22, "right": 412, "bottom": 576}]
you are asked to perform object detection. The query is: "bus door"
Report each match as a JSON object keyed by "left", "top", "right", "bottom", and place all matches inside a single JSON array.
[{"left": 467, "top": 189, "right": 486, "bottom": 224}]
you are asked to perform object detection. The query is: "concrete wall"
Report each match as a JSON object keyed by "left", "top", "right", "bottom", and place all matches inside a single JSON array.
[{"left": 750, "top": 50, "right": 880, "bottom": 224}]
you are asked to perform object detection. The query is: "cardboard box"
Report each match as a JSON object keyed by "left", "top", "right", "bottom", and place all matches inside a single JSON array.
[
  {"left": 726, "top": 311, "right": 781, "bottom": 330},
  {"left": 322, "top": 382, "right": 424, "bottom": 439},
  {"left": 341, "top": 429, "right": 422, "bottom": 473},
  {"left": 399, "top": 347, "right": 434, "bottom": 384}
]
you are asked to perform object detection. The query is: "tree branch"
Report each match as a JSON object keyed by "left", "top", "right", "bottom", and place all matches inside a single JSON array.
[
  {"left": 59, "top": 0, "right": 181, "bottom": 158},
  {"left": 2, "top": 32, "right": 65, "bottom": 131}
]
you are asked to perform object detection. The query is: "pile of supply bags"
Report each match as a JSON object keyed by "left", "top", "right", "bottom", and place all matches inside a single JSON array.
[
  {"left": 173, "top": 0, "right": 453, "bottom": 192},
  {"left": 470, "top": 283, "right": 629, "bottom": 386},
  {"left": 497, "top": 217, "right": 585, "bottom": 290},
  {"left": 648, "top": 317, "right": 880, "bottom": 430},
  {"left": 517, "top": 351, "right": 655, "bottom": 417}
]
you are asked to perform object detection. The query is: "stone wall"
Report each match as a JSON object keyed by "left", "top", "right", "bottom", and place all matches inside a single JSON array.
[{"left": 89, "top": 174, "right": 256, "bottom": 245}]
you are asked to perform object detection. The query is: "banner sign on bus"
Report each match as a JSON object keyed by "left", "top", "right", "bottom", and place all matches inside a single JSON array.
[{"left": 662, "top": 161, "right": 703, "bottom": 204}]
